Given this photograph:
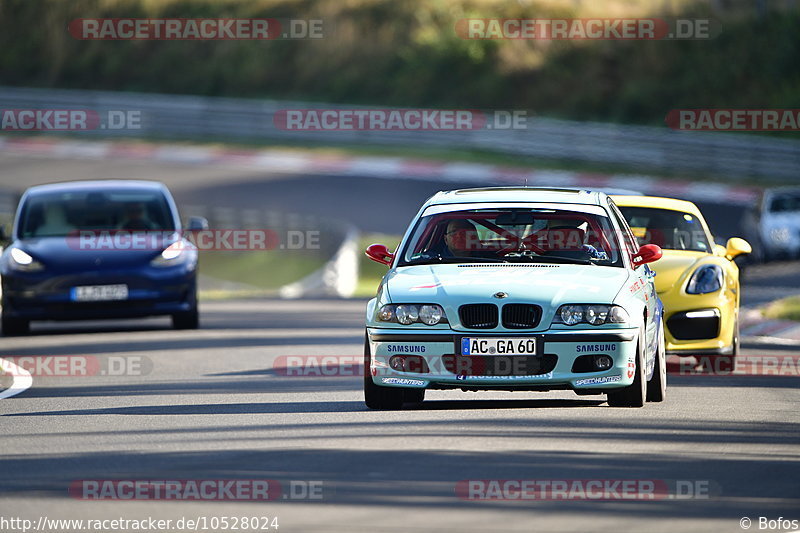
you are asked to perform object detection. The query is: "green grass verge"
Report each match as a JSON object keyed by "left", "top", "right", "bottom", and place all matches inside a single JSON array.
[
  {"left": 198, "top": 233, "right": 402, "bottom": 300},
  {"left": 762, "top": 296, "right": 800, "bottom": 322},
  {"left": 197, "top": 250, "right": 325, "bottom": 298},
  {"left": 198, "top": 233, "right": 403, "bottom": 300},
  {"left": 354, "top": 233, "right": 402, "bottom": 298}
]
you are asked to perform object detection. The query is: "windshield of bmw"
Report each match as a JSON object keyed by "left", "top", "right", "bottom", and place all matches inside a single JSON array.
[
  {"left": 618, "top": 206, "right": 711, "bottom": 252},
  {"left": 398, "top": 208, "right": 623, "bottom": 267},
  {"left": 18, "top": 189, "right": 175, "bottom": 238}
]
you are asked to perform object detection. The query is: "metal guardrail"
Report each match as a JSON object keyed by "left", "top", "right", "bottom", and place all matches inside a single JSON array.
[{"left": 1, "top": 86, "right": 799, "bottom": 181}]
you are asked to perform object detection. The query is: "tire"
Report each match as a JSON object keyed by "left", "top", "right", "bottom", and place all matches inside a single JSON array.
[
  {"left": 404, "top": 388, "right": 426, "bottom": 404},
  {"left": 2, "top": 313, "right": 29, "bottom": 336},
  {"left": 363, "top": 335, "right": 407, "bottom": 410},
  {"left": 646, "top": 321, "right": 666, "bottom": 402},
  {"left": 607, "top": 325, "right": 646, "bottom": 408},
  {"left": 731, "top": 318, "right": 740, "bottom": 357},
  {"left": 171, "top": 306, "right": 199, "bottom": 330}
]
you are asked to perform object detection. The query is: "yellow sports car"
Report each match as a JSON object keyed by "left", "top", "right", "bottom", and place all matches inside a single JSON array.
[{"left": 612, "top": 195, "right": 751, "bottom": 358}]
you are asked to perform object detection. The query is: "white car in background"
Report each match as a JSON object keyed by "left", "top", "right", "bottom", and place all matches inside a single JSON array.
[{"left": 745, "top": 187, "right": 800, "bottom": 262}]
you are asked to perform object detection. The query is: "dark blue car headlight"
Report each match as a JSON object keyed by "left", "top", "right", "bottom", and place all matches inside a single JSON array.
[
  {"left": 686, "top": 264, "right": 723, "bottom": 294},
  {"left": 8, "top": 247, "right": 44, "bottom": 272},
  {"left": 150, "top": 242, "right": 196, "bottom": 269}
]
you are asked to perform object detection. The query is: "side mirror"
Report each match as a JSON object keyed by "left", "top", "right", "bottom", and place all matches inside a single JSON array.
[
  {"left": 725, "top": 237, "right": 751, "bottom": 259},
  {"left": 632, "top": 244, "right": 662, "bottom": 267},
  {"left": 365, "top": 243, "right": 394, "bottom": 266},
  {"left": 186, "top": 216, "right": 209, "bottom": 232}
]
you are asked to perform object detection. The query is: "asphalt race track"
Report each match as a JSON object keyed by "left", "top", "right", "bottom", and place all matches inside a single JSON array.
[
  {"left": 2, "top": 299, "right": 799, "bottom": 532},
  {"left": 1, "top": 154, "right": 799, "bottom": 532}
]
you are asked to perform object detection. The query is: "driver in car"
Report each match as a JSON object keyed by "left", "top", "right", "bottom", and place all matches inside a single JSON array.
[
  {"left": 119, "top": 202, "right": 155, "bottom": 231},
  {"left": 443, "top": 219, "right": 482, "bottom": 258}
]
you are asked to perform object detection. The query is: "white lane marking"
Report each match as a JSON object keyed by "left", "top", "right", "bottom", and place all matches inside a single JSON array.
[{"left": 0, "top": 357, "right": 33, "bottom": 399}]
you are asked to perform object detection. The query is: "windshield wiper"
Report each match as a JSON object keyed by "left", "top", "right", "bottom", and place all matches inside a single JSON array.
[
  {"left": 404, "top": 254, "right": 508, "bottom": 265},
  {"left": 513, "top": 255, "right": 593, "bottom": 265}
]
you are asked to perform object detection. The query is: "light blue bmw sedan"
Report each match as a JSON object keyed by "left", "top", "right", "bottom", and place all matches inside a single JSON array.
[{"left": 364, "top": 187, "right": 665, "bottom": 409}]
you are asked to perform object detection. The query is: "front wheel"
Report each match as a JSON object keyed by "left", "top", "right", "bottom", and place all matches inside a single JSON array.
[
  {"left": 2, "top": 312, "right": 29, "bottom": 336},
  {"left": 731, "top": 317, "right": 740, "bottom": 357},
  {"left": 607, "top": 325, "right": 646, "bottom": 408},
  {"left": 363, "top": 335, "right": 421, "bottom": 410},
  {"left": 172, "top": 306, "right": 199, "bottom": 329},
  {"left": 646, "top": 321, "right": 666, "bottom": 402},
  {"left": 403, "top": 388, "right": 426, "bottom": 404}
]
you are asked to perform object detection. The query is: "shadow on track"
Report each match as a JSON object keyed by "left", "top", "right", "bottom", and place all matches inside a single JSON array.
[
  {"left": 1, "top": 442, "right": 798, "bottom": 521},
  {"left": 5, "top": 397, "right": 605, "bottom": 416}
]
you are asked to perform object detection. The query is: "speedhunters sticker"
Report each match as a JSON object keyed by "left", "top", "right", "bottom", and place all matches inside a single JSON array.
[
  {"left": 381, "top": 377, "right": 428, "bottom": 387},
  {"left": 575, "top": 375, "right": 622, "bottom": 386}
]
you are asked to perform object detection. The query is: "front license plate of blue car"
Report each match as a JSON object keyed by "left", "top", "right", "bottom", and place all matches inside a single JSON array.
[
  {"left": 71, "top": 284, "right": 129, "bottom": 302},
  {"left": 461, "top": 337, "right": 538, "bottom": 356}
]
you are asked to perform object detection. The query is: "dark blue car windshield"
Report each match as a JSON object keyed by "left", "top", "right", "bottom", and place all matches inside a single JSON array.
[{"left": 18, "top": 189, "right": 175, "bottom": 238}]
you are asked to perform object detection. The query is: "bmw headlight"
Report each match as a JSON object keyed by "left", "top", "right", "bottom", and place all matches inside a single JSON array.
[
  {"left": 378, "top": 304, "right": 447, "bottom": 326},
  {"left": 686, "top": 264, "right": 723, "bottom": 294},
  {"left": 585, "top": 305, "right": 609, "bottom": 325},
  {"left": 554, "top": 304, "right": 628, "bottom": 326},
  {"left": 559, "top": 305, "right": 584, "bottom": 325},
  {"left": 395, "top": 304, "right": 419, "bottom": 325},
  {"left": 9, "top": 247, "right": 44, "bottom": 272},
  {"left": 418, "top": 304, "right": 443, "bottom": 325}
]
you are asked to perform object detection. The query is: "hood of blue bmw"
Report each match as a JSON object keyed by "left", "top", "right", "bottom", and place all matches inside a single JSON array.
[{"left": 384, "top": 264, "right": 631, "bottom": 309}]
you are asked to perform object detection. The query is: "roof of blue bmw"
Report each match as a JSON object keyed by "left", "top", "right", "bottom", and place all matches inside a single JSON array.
[{"left": 427, "top": 187, "right": 607, "bottom": 206}]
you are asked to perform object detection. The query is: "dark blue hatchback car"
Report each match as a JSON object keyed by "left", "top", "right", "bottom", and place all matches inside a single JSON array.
[{"left": 0, "top": 180, "right": 206, "bottom": 335}]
